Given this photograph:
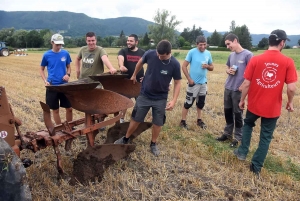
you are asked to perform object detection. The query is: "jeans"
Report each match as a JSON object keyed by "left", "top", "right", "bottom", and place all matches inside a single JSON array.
[{"left": 238, "top": 110, "right": 278, "bottom": 172}]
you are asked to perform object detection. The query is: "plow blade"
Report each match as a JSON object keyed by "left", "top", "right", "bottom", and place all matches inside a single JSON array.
[
  {"left": 89, "top": 74, "right": 141, "bottom": 98},
  {"left": 70, "top": 144, "right": 136, "bottom": 185},
  {"left": 46, "top": 79, "right": 99, "bottom": 92},
  {"left": 105, "top": 122, "right": 152, "bottom": 144},
  {"left": 53, "top": 88, "right": 134, "bottom": 114}
]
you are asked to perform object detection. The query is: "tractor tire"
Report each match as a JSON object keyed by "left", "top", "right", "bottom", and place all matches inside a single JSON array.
[
  {"left": 0, "top": 138, "right": 32, "bottom": 201},
  {"left": 0, "top": 49, "right": 9, "bottom": 56}
]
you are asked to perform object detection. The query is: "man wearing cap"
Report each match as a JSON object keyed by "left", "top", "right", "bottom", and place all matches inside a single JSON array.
[
  {"left": 233, "top": 29, "right": 298, "bottom": 175},
  {"left": 75, "top": 32, "right": 117, "bottom": 82},
  {"left": 40, "top": 33, "right": 73, "bottom": 125}
]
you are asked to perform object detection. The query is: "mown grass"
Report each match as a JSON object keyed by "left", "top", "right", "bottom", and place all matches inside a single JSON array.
[{"left": 1, "top": 48, "right": 300, "bottom": 200}]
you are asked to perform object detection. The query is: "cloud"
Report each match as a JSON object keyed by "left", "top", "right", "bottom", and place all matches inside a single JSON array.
[{"left": 2, "top": 0, "right": 300, "bottom": 35}]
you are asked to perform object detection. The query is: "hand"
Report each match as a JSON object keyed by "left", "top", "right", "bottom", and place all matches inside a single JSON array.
[
  {"left": 109, "top": 68, "right": 117, "bottom": 74},
  {"left": 239, "top": 100, "right": 245, "bottom": 110},
  {"left": 62, "top": 74, "right": 70, "bottom": 82},
  {"left": 44, "top": 81, "right": 50, "bottom": 86},
  {"left": 188, "top": 79, "right": 194, "bottom": 86},
  {"left": 139, "top": 77, "right": 144, "bottom": 83},
  {"left": 130, "top": 75, "right": 137, "bottom": 84},
  {"left": 120, "top": 66, "right": 128, "bottom": 72},
  {"left": 165, "top": 100, "right": 175, "bottom": 111},
  {"left": 202, "top": 63, "right": 208, "bottom": 69},
  {"left": 286, "top": 102, "right": 294, "bottom": 112}
]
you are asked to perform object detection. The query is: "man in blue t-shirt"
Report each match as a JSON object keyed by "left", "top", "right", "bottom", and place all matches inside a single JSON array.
[
  {"left": 114, "top": 40, "right": 182, "bottom": 156},
  {"left": 40, "top": 34, "right": 73, "bottom": 125},
  {"left": 180, "top": 36, "right": 214, "bottom": 130}
]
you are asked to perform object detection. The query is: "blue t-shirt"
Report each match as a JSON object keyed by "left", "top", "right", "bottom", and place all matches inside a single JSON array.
[
  {"left": 41, "top": 50, "right": 72, "bottom": 85},
  {"left": 185, "top": 48, "right": 213, "bottom": 84},
  {"left": 141, "top": 50, "right": 182, "bottom": 100}
]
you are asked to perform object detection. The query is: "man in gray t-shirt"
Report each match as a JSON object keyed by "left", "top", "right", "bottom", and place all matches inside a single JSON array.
[{"left": 216, "top": 33, "right": 253, "bottom": 147}]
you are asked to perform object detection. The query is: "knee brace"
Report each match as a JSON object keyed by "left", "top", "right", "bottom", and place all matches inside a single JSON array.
[
  {"left": 184, "top": 92, "right": 195, "bottom": 109},
  {"left": 196, "top": 96, "right": 206, "bottom": 109}
]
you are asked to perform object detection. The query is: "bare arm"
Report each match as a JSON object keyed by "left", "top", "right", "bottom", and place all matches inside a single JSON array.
[
  {"left": 182, "top": 60, "right": 193, "bottom": 85},
  {"left": 101, "top": 55, "right": 117, "bottom": 74},
  {"left": 117, "top": 55, "right": 128, "bottom": 72},
  {"left": 130, "top": 58, "right": 143, "bottom": 83},
  {"left": 202, "top": 63, "right": 214, "bottom": 71},
  {"left": 286, "top": 82, "right": 296, "bottom": 111},
  {"left": 75, "top": 56, "right": 81, "bottom": 79},
  {"left": 239, "top": 79, "right": 251, "bottom": 110},
  {"left": 40, "top": 66, "right": 49, "bottom": 85},
  {"left": 166, "top": 79, "right": 181, "bottom": 111},
  {"left": 62, "top": 64, "right": 71, "bottom": 82}
]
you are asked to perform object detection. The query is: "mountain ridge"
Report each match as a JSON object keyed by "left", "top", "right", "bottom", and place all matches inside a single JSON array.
[{"left": 0, "top": 10, "right": 299, "bottom": 46}]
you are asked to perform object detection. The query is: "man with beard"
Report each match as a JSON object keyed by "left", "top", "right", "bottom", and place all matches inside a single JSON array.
[
  {"left": 117, "top": 34, "right": 145, "bottom": 123},
  {"left": 233, "top": 29, "right": 297, "bottom": 176},
  {"left": 118, "top": 34, "right": 145, "bottom": 82}
]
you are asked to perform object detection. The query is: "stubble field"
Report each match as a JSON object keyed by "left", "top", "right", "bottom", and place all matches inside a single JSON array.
[{"left": 0, "top": 48, "right": 300, "bottom": 200}]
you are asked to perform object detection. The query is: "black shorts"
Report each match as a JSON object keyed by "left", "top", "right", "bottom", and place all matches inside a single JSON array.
[{"left": 46, "top": 89, "right": 71, "bottom": 110}]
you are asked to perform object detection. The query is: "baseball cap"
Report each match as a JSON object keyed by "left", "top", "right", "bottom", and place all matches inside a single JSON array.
[
  {"left": 269, "top": 29, "right": 290, "bottom": 41},
  {"left": 51, "top": 34, "right": 64, "bottom": 44}
]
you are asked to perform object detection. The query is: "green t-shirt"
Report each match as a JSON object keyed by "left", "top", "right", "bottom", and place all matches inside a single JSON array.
[{"left": 78, "top": 46, "right": 107, "bottom": 82}]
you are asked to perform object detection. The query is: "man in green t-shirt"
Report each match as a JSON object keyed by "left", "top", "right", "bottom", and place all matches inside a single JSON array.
[{"left": 75, "top": 32, "right": 117, "bottom": 82}]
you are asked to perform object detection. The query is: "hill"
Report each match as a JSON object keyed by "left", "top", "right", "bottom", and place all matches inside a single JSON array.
[
  {"left": 0, "top": 10, "right": 299, "bottom": 46},
  {"left": 0, "top": 10, "right": 153, "bottom": 38}
]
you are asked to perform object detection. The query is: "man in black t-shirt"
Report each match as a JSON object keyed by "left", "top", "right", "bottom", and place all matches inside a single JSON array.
[
  {"left": 118, "top": 34, "right": 145, "bottom": 81},
  {"left": 118, "top": 34, "right": 145, "bottom": 122},
  {"left": 114, "top": 40, "right": 182, "bottom": 156}
]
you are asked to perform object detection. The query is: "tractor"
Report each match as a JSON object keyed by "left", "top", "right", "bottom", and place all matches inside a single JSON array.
[{"left": 0, "top": 41, "right": 9, "bottom": 56}]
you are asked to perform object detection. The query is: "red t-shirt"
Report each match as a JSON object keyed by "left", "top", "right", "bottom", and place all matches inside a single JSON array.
[{"left": 244, "top": 50, "right": 298, "bottom": 118}]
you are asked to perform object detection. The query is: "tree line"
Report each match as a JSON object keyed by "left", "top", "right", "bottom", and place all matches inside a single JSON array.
[{"left": 1, "top": 10, "right": 299, "bottom": 50}]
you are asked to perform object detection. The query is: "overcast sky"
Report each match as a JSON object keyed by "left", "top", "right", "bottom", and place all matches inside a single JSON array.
[{"left": 2, "top": 0, "right": 299, "bottom": 35}]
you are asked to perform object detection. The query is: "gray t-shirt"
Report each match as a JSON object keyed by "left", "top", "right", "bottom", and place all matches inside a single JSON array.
[{"left": 225, "top": 49, "right": 253, "bottom": 91}]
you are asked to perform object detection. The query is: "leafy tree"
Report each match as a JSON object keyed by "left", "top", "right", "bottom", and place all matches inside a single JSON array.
[
  {"left": 142, "top": 32, "right": 150, "bottom": 46},
  {"left": 180, "top": 25, "right": 203, "bottom": 45},
  {"left": 0, "top": 28, "right": 15, "bottom": 46},
  {"left": 298, "top": 39, "right": 300, "bottom": 46},
  {"left": 148, "top": 9, "right": 181, "bottom": 45},
  {"left": 177, "top": 36, "right": 186, "bottom": 47},
  {"left": 233, "top": 25, "right": 252, "bottom": 50},
  {"left": 229, "top": 20, "right": 236, "bottom": 32},
  {"left": 257, "top": 37, "right": 269, "bottom": 49},
  {"left": 210, "top": 30, "right": 222, "bottom": 46},
  {"left": 219, "top": 32, "right": 229, "bottom": 47},
  {"left": 117, "top": 30, "right": 126, "bottom": 46},
  {"left": 12, "top": 29, "right": 28, "bottom": 48},
  {"left": 104, "top": 36, "right": 116, "bottom": 47},
  {"left": 26, "top": 30, "right": 43, "bottom": 48}
]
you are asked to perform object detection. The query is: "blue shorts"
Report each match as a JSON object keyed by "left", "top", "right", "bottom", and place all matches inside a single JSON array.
[{"left": 131, "top": 95, "right": 167, "bottom": 126}]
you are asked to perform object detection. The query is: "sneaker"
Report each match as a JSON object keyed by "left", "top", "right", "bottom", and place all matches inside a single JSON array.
[
  {"left": 230, "top": 139, "right": 239, "bottom": 148},
  {"left": 249, "top": 163, "right": 260, "bottom": 177},
  {"left": 233, "top": 149, "right": 246, "bottom": 160},
  {"left": 114, "top": 136, "right": 128, "bottom": 144},
  {"left": 197, "top": 119, "right": 207, "bottom": 129},
  {"left": 150, "top": 144, "right": 160, "bottom": 156},
  {"left": 216, "top": 134, "right": 230, "bottom": 141},
  {"left": 179, "top": 120, "right": 188, "bottom": 130},
  {"left": 120, "top": 118, "right": 125, "bottom": 123}
]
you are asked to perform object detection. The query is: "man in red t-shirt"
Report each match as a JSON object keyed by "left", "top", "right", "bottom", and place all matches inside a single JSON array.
[{"left": 233, "top": 29, "right": 298, "bottom": 175}]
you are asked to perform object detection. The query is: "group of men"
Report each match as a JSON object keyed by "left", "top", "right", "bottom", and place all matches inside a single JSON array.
[{"left": 40, "top": 29, "right": 297, "bottom": 176}]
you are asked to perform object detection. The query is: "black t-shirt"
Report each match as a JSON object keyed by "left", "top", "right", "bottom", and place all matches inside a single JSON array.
[
  {"left": 118, "top": 48, "right": 145, "bottom": 81},
  {"left": 141, "top": 50, "right": 182, "bottom": 100}
]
